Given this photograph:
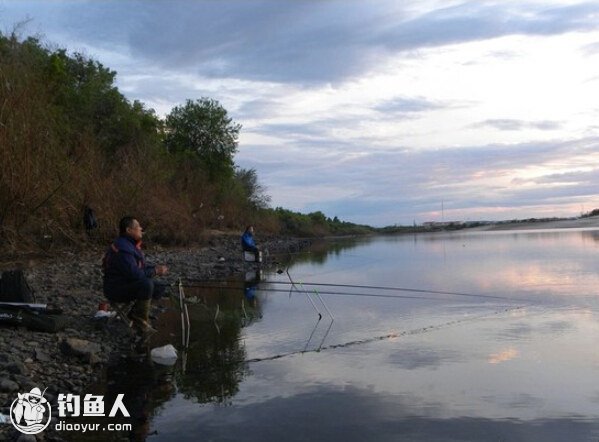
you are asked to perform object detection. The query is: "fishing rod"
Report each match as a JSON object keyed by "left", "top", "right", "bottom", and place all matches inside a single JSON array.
[
  {"left": 299, "top": 282, "right": 334, "bottom": 320},
  {"left": 177, "top": 280, "right": 521, "bottom": 303},
  {"left": 178, "top": 279, "right": 191, "bottom": 347},
  {"left": 285, "top": 267, "right": 323, "bottom": 318},
  {"left": 265, "top": 280, "right": 509, "bottom": 301},
  {"left": 174, "top": 284, "right": 501, "bottom": 303}
]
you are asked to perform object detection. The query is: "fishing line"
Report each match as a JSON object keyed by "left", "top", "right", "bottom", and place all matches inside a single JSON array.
[
  {"left": 185, "top": 305, "right": 526, "bottom": 374},
  {"left": 246, "top": 306, "right": 524, "bottom": 363}
]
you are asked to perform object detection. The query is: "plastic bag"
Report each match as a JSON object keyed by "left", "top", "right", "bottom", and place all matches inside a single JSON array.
[{"left": 151, "top": 344, "right": 178, "bottom": 365}]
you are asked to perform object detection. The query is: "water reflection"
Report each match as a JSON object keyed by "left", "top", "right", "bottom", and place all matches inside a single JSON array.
[
  {"left": 94, "top": 273, "right": 266, "bottom": 440},
  {"left": 281, "top": 237, "right": 370, "bottom": 266},
  {"left": 95, "top": 228, "right": 599, "bottom": 441},
  {"left": 175, "top": 273, "right": 267, "bottom": 405},
  {"left": 105, "top": 358, "right": 175, "bottom": 441}
]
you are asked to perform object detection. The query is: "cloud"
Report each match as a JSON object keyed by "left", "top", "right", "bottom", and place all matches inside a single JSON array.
[
  {"left": 511, "top": 169, "right": 599, "bottom": 186},
  {"left": 235, "top": 98, "right": 287, "bottom": 121},
  {"left": 474, "top": 119, "right": 562, "bottom": 131},
  {"left": 378, "top": 2, "right": 599, "bottom": 52},
  {"left": 2, "top": 1, "right": 599, "bottom": 225},
  {"left": 3, "top": 1, "right": 599, "bottom": 85},
  {"left": 374, "top": 97, "right": 445, "bottom": 115},
  {"left": 583, "top": 40, "right": 599, "bottom": 55},
  {"left": 247, "top": 136, "right": 599, "bottom": 225}
]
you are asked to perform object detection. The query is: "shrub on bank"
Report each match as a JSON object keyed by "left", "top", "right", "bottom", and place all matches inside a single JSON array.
[{"left": 0, "top": 32, "right": 369, "bottom": 250}]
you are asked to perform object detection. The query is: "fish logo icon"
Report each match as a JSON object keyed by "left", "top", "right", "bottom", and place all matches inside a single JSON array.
[{"left": 10, "top": 387, "right": 52, "bottom": 434}]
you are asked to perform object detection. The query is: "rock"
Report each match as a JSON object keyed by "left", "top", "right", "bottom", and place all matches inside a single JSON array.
[
  {"left": 11, "top": 374, "right": 30, "bottom": 385},
  {"left": 60, "top": 338, "right": 101, "bottom": 364},
  {"left": 5, "top": 362, "right": 27, "bottom": 376},
  {"left": 34, "top": 349, "right": 52, "bottom": 363},
  {"left": 16, "top": 434, "right": 37, "bottom": 442},
  {"left": 0, "top": 378, "right": 18, "bottom": 393}
]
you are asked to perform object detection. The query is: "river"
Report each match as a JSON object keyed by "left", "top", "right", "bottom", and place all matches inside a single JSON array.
[{"left": 101, "top": 228, "right": 599, "bottom": 441}]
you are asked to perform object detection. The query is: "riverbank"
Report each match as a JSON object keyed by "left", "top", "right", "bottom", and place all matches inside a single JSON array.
[
  {"left": 466, "top": 215, "right": 599, "bottom": 231},
  {"left": 0, "top": 233, "right": 310, "bottom": 441}
]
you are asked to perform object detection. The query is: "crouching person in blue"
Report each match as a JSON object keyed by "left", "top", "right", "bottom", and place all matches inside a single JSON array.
[
  {"left": 241, "top": 225, "right": 261, "bottom": 262},
  {"left": 103, "top": 216, "right": 168, "bottom": 332}
]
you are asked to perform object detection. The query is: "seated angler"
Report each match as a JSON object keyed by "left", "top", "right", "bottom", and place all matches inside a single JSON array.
[
  {"left": 241, "top": 225, "right": 261, "bottom": 262},
  {"left": 102, "top": 216, "right": 168, "bottom": 332}
]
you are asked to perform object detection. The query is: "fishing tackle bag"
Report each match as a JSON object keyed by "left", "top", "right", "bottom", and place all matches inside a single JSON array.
[{"left": 0, "top": 270, "right": 35, "bottom": 303}]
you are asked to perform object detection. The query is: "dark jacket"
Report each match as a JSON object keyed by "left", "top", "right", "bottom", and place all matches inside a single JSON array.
[
  {"left": 241, "top": 231, "right": 257, "bottom": 251},
  {"left": 102, "top": 235, "right": 155, "bottom": 291}
]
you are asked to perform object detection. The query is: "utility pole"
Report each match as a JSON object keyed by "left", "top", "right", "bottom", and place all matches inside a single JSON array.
[{"left": 442, "top": 200, "right": 444, "bottom": 222}]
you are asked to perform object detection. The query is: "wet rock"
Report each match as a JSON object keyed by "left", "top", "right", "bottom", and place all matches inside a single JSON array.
[
  {"left": 60, "top": 338, "right": 101, "bottom": 364},
  {"left": 0, "top": 378, "right": 19, "bottom": 392}
]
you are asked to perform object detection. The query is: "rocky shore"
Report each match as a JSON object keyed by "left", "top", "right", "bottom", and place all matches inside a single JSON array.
[{"left": 0, "top": 233, "right": 310, "bottom": 441}]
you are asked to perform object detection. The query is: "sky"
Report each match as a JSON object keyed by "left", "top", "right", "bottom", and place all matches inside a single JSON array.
[{"left": 1, "top": 1, "right": 599, "bottom": 226}]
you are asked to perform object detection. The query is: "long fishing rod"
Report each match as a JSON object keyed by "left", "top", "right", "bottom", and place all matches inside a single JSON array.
[
  {"left": 177, "top": 281, "right": 521, "bottom": 303},
  {"left": 265, "top": 280, "right": 508, "bottom": 301},
  {"left": 175, "top": 284, "right": 494, "bottom": 303}
]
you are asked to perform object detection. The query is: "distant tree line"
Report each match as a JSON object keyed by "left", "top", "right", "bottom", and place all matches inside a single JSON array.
[
  {"left": 581, "top": 209, "right": 599, "bottom": 218},
  {"left": 0, "top": 32, "right": 370, "bottom": 250}
]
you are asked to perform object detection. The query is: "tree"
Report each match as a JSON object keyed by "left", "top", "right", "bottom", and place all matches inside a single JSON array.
[
  {"left": 235, "top": 168, "right": 271, "bottom": 209},
  {"left": 165, "top": 98, "right": 241, "bottom": 181}
]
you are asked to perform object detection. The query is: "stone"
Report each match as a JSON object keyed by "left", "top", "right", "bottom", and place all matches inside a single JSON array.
[
  {"left": 34, "top": 349, "right": 52, "bottom": 363},
  {"left": 5, "top": 362, "right": 27, "bottom": 376},
  {"left": 60, "top": 338, "right": 101, "bottom": 364},
  {"left": 0, "top": 378, "right": 19, "bottom": 392}
]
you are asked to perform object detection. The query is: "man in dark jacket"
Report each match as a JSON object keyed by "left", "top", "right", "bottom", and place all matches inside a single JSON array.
[{"left": 103, "top": 217, "right": 168, "bottom": 332}]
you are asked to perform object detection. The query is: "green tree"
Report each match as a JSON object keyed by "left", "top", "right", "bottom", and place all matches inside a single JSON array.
[
  {"left": 235, "top": 167, "right": 271, "bottom": 209},
  {"left": 165, "top": 98, "right": 241, "bottom": 181}
]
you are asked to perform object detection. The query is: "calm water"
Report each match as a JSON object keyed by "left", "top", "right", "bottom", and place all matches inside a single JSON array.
[{"left": 107, "top": 229, "right": 599, "bottom": 441}]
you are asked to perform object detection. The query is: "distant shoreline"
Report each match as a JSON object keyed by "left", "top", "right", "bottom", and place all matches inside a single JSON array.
[{"left": 465, "top": 216, "right": 599, "bottom": 232}]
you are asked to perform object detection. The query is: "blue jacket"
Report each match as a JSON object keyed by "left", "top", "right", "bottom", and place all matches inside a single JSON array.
[
  {"left": 102, "top": 235, "right": 155, "bottom": 290},
  {"left": 241, "top": 231, "right": 256, "bottom": 250}
]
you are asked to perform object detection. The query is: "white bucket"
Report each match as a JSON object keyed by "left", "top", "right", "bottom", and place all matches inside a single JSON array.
[{"left": 243, "top": 251, "right": 262, "bottom": 262}]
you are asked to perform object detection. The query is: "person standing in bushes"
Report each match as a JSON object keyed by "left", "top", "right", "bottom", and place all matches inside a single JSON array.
[
  {"left": 241, "top": 225, "right": 261, "bottom": 262},
  {"left": 102, "top": 216, "right": 168, "bottom": 332}
]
